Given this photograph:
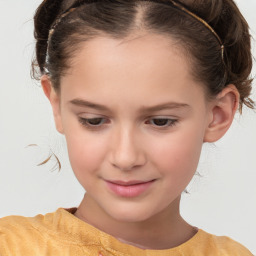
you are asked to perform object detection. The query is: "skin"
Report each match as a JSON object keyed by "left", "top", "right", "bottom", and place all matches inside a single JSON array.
[{"left": 42, "top": 33, "right": 239, "bottom": 250}]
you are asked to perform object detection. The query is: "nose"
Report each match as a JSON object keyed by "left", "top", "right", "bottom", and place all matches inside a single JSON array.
[{"left": 109, "top": 125, "right": 146, "bottom": 171}]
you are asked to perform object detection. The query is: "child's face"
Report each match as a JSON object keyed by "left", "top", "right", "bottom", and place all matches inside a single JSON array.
[{"left": 51, "top": 34, "right": 213, "bottom": 222}]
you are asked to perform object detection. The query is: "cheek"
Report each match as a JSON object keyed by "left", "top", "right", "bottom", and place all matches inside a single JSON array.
[
  {"left": 65, "top": 131, "right": 107, "bottom": 181},
  {"left": 149, "top": 127, "right": 204, "bottom": 184}
]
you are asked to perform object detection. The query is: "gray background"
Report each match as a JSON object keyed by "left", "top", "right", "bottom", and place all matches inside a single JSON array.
[{"left": 0, "top": 0, "right": 255, "bottom": 254}]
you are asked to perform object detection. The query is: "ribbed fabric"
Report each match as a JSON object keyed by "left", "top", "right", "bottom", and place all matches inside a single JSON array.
[{"left": 0, "top": 207, "right": 253, "bottom": 256}]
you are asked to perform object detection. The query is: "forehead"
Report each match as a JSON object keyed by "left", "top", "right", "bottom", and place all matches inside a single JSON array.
[
  {"left": 61, "top": 33, "right": 207, "bottom": 108},
  {"left": 69, "top": 33, "right": 188, "bottom": 76}
]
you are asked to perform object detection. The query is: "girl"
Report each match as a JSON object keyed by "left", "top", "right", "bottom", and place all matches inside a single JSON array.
[{"left": 0, "top": 0, "right": 254, "bottom": 255}]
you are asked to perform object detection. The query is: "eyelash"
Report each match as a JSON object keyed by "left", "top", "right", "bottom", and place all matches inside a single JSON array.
[
  {"left": 145, "top": 118, "right": 178, "bottom": 128},
  {"left": 78, "top": 117, "right": 178, "bottom": 130}
]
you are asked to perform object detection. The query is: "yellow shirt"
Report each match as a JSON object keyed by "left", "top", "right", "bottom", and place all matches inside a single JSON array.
[{"left": 0, "top": 207, "right": 253, "bottom": 256}]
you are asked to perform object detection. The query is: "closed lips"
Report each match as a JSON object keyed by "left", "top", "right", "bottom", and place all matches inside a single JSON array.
[
  {"left": 105, "top": 179, "right": 156, "bottom": 197},
  {"left": 107, "top": 180, "right": 156, "bottom": 186}
]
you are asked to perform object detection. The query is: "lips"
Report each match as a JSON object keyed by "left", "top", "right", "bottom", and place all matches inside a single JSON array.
[
  {"left": 108, "top": 180, "right": 153, "bottom": 185},
  {"left": 105, "top": 179, "right": 156, "bottom": 198}
]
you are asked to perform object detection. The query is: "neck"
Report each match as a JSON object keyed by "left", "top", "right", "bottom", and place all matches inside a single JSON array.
[{"left": 74, "top": 193, "right": 197, "bottom": 250}]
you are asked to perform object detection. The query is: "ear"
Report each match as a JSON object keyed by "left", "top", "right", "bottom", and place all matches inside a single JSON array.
[
  {"left": 41, "top": 75, "right": 64, "bottom": 134},
  {"left": 203, "top": 84, "right": 240, "bottom": 143}
]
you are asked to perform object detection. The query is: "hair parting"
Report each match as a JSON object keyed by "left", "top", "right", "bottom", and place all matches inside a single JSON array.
[
  {"left": 32, "top": 0, "right": 254, "bottom": 112},
  {"left": 46, "top": 0, "right": 225, "bottom": 63}
]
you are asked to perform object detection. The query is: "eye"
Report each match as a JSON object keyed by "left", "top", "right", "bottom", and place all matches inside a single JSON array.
[
  {"left": 78, "top": 117, "right": 107, "bottom": 128},
  {"left": 146, "top": 118, "right": 178, "bottom": 128}
]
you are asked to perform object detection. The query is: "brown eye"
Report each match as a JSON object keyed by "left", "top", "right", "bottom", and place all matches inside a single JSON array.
[
  {"left": 152, "top": 119, "right": 169, "bottom": 126},
  {"left": 146, "top": 118, "right": 178, "bottom": 128},
  {"left": 87, "top": 118, "right": 104, "bottom": 126},
  {"left": 78, "top": 117, "right": 106, "bottom": 127}
]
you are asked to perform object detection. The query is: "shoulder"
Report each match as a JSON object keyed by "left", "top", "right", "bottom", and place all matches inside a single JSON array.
[
  {"left": 0, "top": 213, "right": 38, "bottom": 236},
  {"left": 0, "top": 208, "right": 94, "bottom": 256},
  {"left": 0, "top": 214, "right": 42, "bottom": 255},
  {"left": 0, "top": 210, "right": 59, "bottom": 255},
  {"left": 198, "top": 229, "right": 253, "bottom": 256},
  {"left": 0, "top": 211, "right": 51, "bottom": 236}
]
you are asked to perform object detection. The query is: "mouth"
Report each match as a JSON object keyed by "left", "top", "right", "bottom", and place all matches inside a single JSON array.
[
  {"left": 105, "top": 179, "right": 156, "bottom": 198},
  {"left": 107, "top": 180, "right": 155, "bottom": 185}
]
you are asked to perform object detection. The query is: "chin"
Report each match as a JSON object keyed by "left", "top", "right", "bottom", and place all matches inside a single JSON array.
[{"left": 104, "top": 203, "right": 159, "bottom": 223}]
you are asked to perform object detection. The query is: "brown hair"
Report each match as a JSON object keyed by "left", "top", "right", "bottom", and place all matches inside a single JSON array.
[{"left": 32, "top": 0, "right": 255, "bottom": 112}]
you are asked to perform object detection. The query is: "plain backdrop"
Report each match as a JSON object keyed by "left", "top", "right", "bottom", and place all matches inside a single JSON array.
[{"left": 0, "top": 0, "right": 255, "bottom": 254}]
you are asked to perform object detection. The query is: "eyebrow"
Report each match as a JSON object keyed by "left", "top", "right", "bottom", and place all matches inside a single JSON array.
[{"left": 69, "top": 98, "right": 190, "bottom": 112}]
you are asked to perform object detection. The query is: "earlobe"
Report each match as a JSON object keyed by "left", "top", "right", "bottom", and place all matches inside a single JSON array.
[
  {"left": 203, "top": 84, "right": 240, "bottom": 143},
  {"left": 41, "top": 75, "right": 64, "bottom": 134}
]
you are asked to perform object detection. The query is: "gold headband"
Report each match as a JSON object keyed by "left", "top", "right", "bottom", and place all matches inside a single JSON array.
[
  {"left": 169, "top": 0, "right": 224, "bottom": 60},
  {"left": 48, "top": 8, "right": 77, "bottom": 40},
  {"left": 47, "top": 0, "right": 224, "bottom": 61}
]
